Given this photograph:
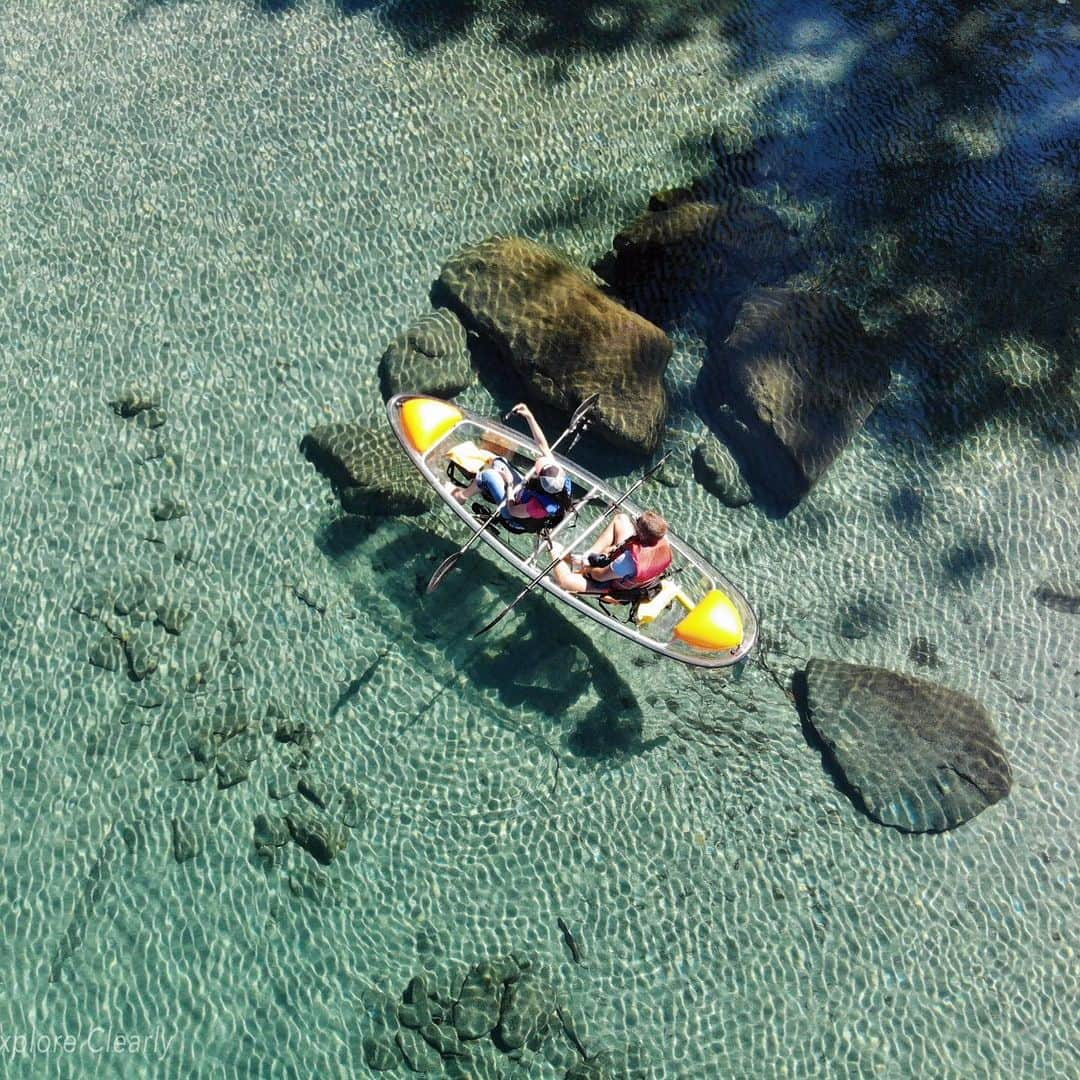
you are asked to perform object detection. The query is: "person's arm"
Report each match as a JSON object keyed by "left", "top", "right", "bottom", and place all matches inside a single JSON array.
[
  {"left": 509, "top": 403, "right": 552, "bottom": 457},
  {"left": 452, "top": 476, "right": 479, "bottom": 503}
]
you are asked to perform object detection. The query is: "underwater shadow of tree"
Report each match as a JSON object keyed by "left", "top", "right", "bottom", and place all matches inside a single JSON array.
[
  {"left": 373, "top": 0, "right": 733, "bottom": 77},
  {"left": 128, "top": 0, "right": 733, "bottom": 71},
  {"left": 352, "top": 524, "right": 657, "bottom": 759},
  {"left": 669, "top": 0, "right": 1078, "bottom": 453},
  {"left": 126, "top": 0, "right": 383, "bottom": 17}
]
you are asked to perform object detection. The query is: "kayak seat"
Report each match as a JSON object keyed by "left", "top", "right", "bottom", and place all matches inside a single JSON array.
[
  {"left": 446, "top": 440, "right": 496, "bottom": 488},
  {"left": 633, "top": 579, "right": 695, "bottom": 625}
]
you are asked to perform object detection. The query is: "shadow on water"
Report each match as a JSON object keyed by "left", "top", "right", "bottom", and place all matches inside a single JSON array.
[
  {"left": 664, "top": 0, "right": 1078, "bottom": 455},
  {"left": 127, "top": 0, "right": 734, "bottom": 75},
  {"left": 791, "top": 667, "right": 867, "bottom": 819},
  {"left": 331, "top": 522, "right": 659, "bottom": 760}
]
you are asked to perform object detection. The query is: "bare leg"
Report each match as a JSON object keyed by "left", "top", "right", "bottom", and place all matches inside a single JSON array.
[
  {"left": 551, "top": 560, "right": 590, "bottom": 593},
  {"left": 587, "top": 513, "right": 635, "bottom": 556}
]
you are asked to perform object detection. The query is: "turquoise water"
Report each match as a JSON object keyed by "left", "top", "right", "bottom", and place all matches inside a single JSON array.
[{"left": 1, "top": 1, "right": 1077, "bottom": 1076}]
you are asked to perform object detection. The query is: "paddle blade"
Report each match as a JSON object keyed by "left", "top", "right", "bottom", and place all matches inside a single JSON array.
[
  {"left": 472, "top": 606, "right": 511, "bottom": 638},
  {"left": 426, "top": 551, "right": 464, "bottom": 594},
  {"left": 569, "top": 391, "right": 600, "bottom": 430}
]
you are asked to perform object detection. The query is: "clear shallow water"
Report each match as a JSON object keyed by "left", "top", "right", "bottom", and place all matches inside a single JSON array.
[{"left": 0, "top": 1, "right": 1076, "bottom": 1076}]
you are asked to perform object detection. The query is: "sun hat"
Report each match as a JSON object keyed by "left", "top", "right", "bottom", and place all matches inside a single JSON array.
[{"left": 537, "top": 460, "right": 566, "bottom": 494}]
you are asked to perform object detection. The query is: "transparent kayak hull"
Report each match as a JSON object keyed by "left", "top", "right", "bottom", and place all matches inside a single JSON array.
[{"left": 387, "top": 394, "right": 758, "bottom": 669}]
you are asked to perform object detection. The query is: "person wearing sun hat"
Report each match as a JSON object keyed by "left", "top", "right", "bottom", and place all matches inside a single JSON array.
[{"left": 452, "top": 402, "right": 572, "bottom": 528}]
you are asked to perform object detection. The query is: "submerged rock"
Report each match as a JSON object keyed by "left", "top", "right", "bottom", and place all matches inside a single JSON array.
[
  {"left": 691, "top": 436, "right": 753, "bottom": 507},
  {"left": 300, "top": 423, "right": 434, "bottom": 516},
  {"left": 607, "top": 188, "right": 798, "bottom": 328},
  {"left": 379, "top": 308, "right": 472, "bottom": 400},
  {"left": 493, "top": 972, "right": 550, "bottom": 1052},
  {"left": 150, "top": 498, "right": 188, "bottom": 522},
  {"left": 396, "top": 1027, "right": 441, "bottom": 1072},
  {"left": 565, "top": 1051, "right": 618, "bottom": 1079},
  {"left": 285, "top": 810, "right": 348, "bottom": 865},
  {"left": 699, "top": 287, "right": 890, "bottom": 510},
  {"left": 453, "top": 960, "right": 507, "bottom": 1040},
  {"left": 1033, "top": 581, "right": 1080, "bottom": 614},
  {"left": 88, "top": 635, "right": 124, "bottom": 672},
  {"left": 110, "top": 389, "right": 159, "bottom": 418},
  {"left": 801, "top": 658, "right": 1011, "bottom": 832},
  {"left": 362, "top": 1035, "right": 398, "bottom": 1071},
  {"left": 170, "top": 817, "right": 202, "bottom": 863},
  {"left": 438, "top": 236, "right": 671, "bottom": 454}
]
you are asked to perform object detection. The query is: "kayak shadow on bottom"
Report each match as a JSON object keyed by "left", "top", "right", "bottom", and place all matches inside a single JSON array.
[{"left": 360, "top": 526, "right": 664, "bottom": 760}]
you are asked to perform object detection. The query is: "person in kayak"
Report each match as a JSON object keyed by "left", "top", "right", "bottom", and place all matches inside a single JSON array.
[
  {"left": 452, "top": 403, "right": 572, "bottom": 529},
  {"left": 550, "top": 510, "right": 672, "bottom": 596}
]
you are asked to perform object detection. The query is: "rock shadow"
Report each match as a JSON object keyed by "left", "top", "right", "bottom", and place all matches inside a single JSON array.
[{"left": 791, "top": 666, "right": 868, "bottom": 818}]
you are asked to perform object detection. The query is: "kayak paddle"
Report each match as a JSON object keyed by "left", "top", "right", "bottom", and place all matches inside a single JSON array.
[
  {"left": 472, "top": 449, "right": 675, "bottom": 638},
  {"left": 425, "top": 393, "right": 600, "bottom": 593}
]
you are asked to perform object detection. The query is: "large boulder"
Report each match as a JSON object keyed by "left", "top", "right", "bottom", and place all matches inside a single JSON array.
[
  {"left": 606, "top": 188, "right": 799, "bottom": 329},
  {"left": 698, "top": 287, "right": 890, "bottom": 509},
  {"left": 379, "top": 308, "right": 473, "bottom": 400},
  {"left": 438, "top": 236, "right": 672, "bottom": 454},
  {"left": 300, "top": 423, "right": 434, "bottom": 516},
  {"left": 800, "top": 658, "right": 1011, "bottom": 832}
]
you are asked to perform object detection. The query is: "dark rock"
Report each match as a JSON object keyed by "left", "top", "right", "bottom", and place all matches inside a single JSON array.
[
  {"left": 172, "top": 761, "right": 207, "bottom": 783},
  {"left": 135, "top": 407, "right": 167, "bottom": 429},
  {"left": 253, "top": 813, "right": 290, "bottom": 856},
  {"left": 300, "top": 423, "right": 434, "bottom": 516},
  {"left": 266, "top": 769, "right": 294, "bottom": 801},
  {"left": 438, "top": 236, "right": 672, "bottom": 454},
  {"left": 398, "top": 976, "right": 433, "bottom": 1029},
  {"left": 113, "top": 575, "right": 151, "bottom": 616},
  {"left": 607, "top": 191, "right": 798, "bottom": 328},
  {"left": 835, "top": 594, "right": 888, "bottom": 640},
  {"left": 420, "top": 1022, "right": 466, "bottom": 1059},
  {"left": 566, "top": 1050, "right": 617, "bottom": 1079},
  {"left": 170, "top": 817, "right": 202, "bottom": 863},
  {"left": 908, "top": 636, "right": 940, "bottom": 668},
  {"left": 154, "top": 603, "right": 190, "bottom": 636},
  {"left": 692, "top": 437, "right": 753, "bottom": 507},
  {"left": 396, "top": 1027, "right": 441, "bottom": 1072},
  {"left": 73, "top": 586, "right": 114, "bottom": 620},
  {"left": 188, "top": 731, "right": 216, "bottom": 764},
  {"left": 150, "top": 499, "right": 188, "bottom": 522},
  {"left": 110, "top": 389, "right": 158, "bottom": 418},
  {"left": 297, "top": 773, "right": 331, "bottom": 809},
  {"left": 286, "top": 865, "right": 332, "bottom": 903},
  {"left": 453, "top": 961, "right": 506, "bottom": 1040},
  {"left": 122, "top": 632, "right": 158, "bottom": 681},
  {"left": 88, "top": 635, "right": 124, "bottom": 671},
  {"left": 379, "top": 308, "right": 473, "bottom": 400},
  {"left": 211, "top": 701, "right": 250, "bottom": 742},
  {"left": 285, "top": 810, "right": 348, "bottom": 865},
  {"left": 494, "top": 972, "right": 550, "bottom": 1052},
  {"left": 1034, "top": 581, "right": 1080, "bottom": 614},
  {"left": 362, "top": 1034, "right": 399, "bottom": 1071},
  {"left": 275, "top": 718, "right": 316, "bottom": 750},
  {"left": 340, "top": 786, "right": 369, "bottom": 828},
  {"left": 802, "top": 658, "right": 1011, "bottom": 832},
  {"left": 215, "top": 752, "right": 250, "bottom": 789},
  {"left": 699, "top": 288, "right": 890, "bottom": 509}
]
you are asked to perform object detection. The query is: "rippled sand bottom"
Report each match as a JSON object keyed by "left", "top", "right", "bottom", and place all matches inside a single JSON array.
[{"left": 0, "top": 1, "right": 1076, "bottom": 1076}]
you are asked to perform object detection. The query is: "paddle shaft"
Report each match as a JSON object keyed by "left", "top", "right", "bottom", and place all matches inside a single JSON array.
[
  {"left": 426, "top": 394, "right": 599, "bottom": 593},
  {"left": 472, "top": 450, "right": 675, "bottom": 637}
]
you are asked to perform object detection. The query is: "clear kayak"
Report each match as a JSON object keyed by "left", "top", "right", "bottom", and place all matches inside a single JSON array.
[{"left": 387, "top": 394, "right": 758, "bottom": 669}]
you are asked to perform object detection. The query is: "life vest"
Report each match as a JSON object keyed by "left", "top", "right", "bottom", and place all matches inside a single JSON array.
[
  {"left": 609, "top": 536, "right": 672, "bottom": 591},
  {"left": 522, "top": 474, "right": 573, "bottom": 518}
]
